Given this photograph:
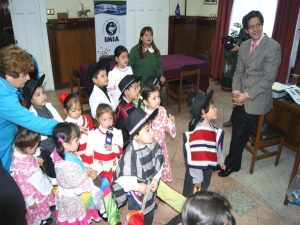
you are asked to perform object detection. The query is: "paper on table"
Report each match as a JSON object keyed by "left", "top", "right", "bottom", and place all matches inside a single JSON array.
[
  {"left": 272, "top": 82, "right": 290, "bottom": 91},
  {"left": 284, "top": 85, "right": 300, "bottom": 105}
]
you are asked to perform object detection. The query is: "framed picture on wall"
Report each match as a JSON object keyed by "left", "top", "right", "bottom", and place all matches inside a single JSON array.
[{"left": 204, "top": 0, "right": 217, "bottom": 4}]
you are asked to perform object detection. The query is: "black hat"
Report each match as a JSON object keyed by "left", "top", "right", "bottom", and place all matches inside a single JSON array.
[
  {"left": 144, "top": 75, "right": 159, "bottom": 86},
  {"left": 118, "top": 75, "right": 141, "bottom": 100},
  {"left": 189, "top": 89, "right": 214, "bottom": 125},
  {"left": 87, "top": 58, "right": 110, "bottom": 94},
  {"left": 124, "top": 107, "right": 158, "bottom": 137},
  {"left": 22, "top": 74, "right": 45, "bottom": 109}
]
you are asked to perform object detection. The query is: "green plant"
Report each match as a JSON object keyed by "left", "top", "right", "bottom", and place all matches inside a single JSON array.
[{"left": 223, "top": 22, "right": 243, "bottom": 77}]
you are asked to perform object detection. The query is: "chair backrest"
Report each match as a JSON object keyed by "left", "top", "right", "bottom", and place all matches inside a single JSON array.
[
  {"left": 70, "top": 68, "right": 84, "bottom": 96},
  {"left": 180, "top": 64, "right": 200, "bottom": 87},
  {"left": 100, "top": 55, "right": 115, "bottom": 62},
  {"left": 196, "top": 53, "right": 209, "bottom": 61}
]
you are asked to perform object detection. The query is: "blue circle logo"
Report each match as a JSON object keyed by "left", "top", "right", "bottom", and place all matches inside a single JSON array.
[{"left": 106, "top": 22, "right": 117, "bottom": 36}]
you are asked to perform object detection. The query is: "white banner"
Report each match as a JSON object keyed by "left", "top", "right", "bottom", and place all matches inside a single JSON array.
[{"left": 94, "top": 1, "right": 126, "bottom": 60}]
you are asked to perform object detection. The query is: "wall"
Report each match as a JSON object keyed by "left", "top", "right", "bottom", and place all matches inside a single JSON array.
[
  {"left": 169, "top": 0, "right": 218, "bottom": 17},
  {"left": 45, "top": 0, "right": 218, "bottom": 20}
]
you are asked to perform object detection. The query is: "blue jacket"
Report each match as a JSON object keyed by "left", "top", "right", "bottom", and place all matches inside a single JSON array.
[{"left": 0, "top": 77, "right": 58, "bottom": 172}]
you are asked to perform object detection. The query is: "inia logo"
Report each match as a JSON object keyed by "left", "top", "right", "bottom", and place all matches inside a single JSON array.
[{"left": 106, "top": 22, "right": 117, "bottom": 36}]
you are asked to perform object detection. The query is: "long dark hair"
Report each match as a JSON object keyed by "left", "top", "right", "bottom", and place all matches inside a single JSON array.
[
  {"left": 114, "top": 45, "right": 128, "bottom": 64},
  {"left": 138, "top": 26, "right": 161, "bottom": 59},
  {"left": 139, "top": 84, "right": 160, "bottom": 108},
  {"left": 52, "top": 122, "right": 80, "bottom": 159},
  {"left": 182, "top": 191, "right": 233, "bottom": 225}
]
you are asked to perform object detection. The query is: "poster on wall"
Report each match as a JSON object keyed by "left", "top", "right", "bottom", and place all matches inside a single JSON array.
[{"left": 94, "top": 1, "right": 126, "bottom": 60}]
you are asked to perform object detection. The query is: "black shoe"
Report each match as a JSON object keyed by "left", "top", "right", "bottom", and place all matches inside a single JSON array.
[
  {"left": 50, "top": 205, "right": 56, "bottom": 211},
  {"left": 218, "top": 168, "right": 236, "bottom": 177},
  {"left": 40, "top": 218, "right": 53, "bottom": 225},
  {"left": 214, "top": 165, "right": 221, "bottom": 171}
]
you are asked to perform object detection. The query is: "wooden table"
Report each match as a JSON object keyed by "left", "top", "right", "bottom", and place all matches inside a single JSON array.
[
  {"left": 161, "top": 54, "right": 209, "bottom": 93},
  {"left": 266, "top": 98, "right": 300, "bottom": 151},
  {"left": 79, "top": 54, "right": 210, "bottom": 93},
  {"left": 266, "top": 97, "right": 300, "bottom": 205}
]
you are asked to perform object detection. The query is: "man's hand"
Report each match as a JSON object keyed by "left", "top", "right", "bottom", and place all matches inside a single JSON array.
[
  {"left": 233, "top": 92, "right": 248, "bottom": 105},
  {"left": 230, "top": 44, "right": 240, "bottom": 52}
]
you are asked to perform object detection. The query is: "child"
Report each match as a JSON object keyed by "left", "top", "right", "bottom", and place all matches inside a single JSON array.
[
  {"left": 182, "top": 90, "right": 226, "bottom": 197},
  {"left": 85, "top": 103, "right": 123, "bottom": 182},
  {"left": 167, "top": 191, "right": 235, "bottom": 225},
  {"left": 10, "top": 127, "right": 54, "bottom": 225},
  {"left": 60, "top": 92, "right": 94, "bottom": 162},
  {"left": 111, "top": 108, "right": 164, "bottom": 225},
  {"left": 141, "top": 84, "right": 176, "bottom": 182},
  {"left": 52, "top": 122, "right": 101, "bottom": 224},
  {"left": 107, "top": 45, "right": 133, "bottom": 106},
  {"left": 23, "top": 74, "right": 63, "bottom": 179},
  {"left": 134, "top": 75, "right": 159, "bottom": 109},
  {"left": 89, "top": 58, "right": 116, "bottom": 118},
  {"left": 114, "top": 75, "right": 141, "bottom": 142}
]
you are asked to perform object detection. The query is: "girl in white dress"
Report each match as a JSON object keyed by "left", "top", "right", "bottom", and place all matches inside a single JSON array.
[{"left": 107, "top": 45, "right": 133, "bottom": 106}]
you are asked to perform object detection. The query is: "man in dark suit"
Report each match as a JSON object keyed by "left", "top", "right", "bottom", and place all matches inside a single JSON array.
[{"left": 218, "top": 10, "right": 281, "bottom": 177}]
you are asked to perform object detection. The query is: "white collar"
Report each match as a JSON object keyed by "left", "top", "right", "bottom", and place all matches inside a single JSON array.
[
  {"left": 144, "top": 106, "right": 154, "bottom": 115},
  {"left": 132, "top": 139, "right": 151, "bottom": 149},
  {"left": 13, "top": 148, "right": 28, "bottom": 158},
  {"left": 142, "top": 44, "right": 154, "bottom": 53}
]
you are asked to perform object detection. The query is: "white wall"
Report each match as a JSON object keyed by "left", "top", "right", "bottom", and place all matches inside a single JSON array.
[
  {"left": 45, "top": 0, "right": 218, "bottom": 20},
  {"left": 169, "top": 0, "right": 218, "bottom": 17}
]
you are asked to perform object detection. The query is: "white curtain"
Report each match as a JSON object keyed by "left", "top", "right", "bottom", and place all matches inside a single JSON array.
[{"left": 229, "top": 0, "right": 278, "bottom": 36}]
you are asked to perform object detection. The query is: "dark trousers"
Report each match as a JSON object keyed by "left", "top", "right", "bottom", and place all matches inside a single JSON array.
[
  {"left": 0, "top": 161, "right": 26, "bottom": 225},
  {"left": 182, "top": 167, "right": 213, "bottom": 197},
  {"left": 225, "top": 105, "right": 259, "bottom": 171}
]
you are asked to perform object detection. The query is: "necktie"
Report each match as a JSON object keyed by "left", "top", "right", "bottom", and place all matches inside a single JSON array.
[{"left": 251, "top": 42, "right": 257, "bottom": 56}]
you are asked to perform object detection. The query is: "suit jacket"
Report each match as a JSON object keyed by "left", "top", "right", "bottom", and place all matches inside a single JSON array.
[{"left": 232, "top": 34, "right": 281, "bottom": 115}]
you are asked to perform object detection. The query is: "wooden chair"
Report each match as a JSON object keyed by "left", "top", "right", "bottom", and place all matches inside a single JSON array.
[
  {"left": 70, "top": 68, "right": 90, "bottom": 114},
  {"left": 165, "top": 64, "right": 200, "bottom": 113},
  {"left": 245, "top": 114, "right": 286, "bottom": 174}
]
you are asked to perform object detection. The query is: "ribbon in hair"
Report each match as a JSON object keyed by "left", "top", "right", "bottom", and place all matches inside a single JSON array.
[
  {"left": 58, "top": 137, "right": 64, "bottom": 143},
  {"left": 59, "top": 92, "right": 69, "bottom": 104}
]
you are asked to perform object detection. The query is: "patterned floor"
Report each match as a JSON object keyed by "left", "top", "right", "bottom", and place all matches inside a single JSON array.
[{"left": 46, "top": 79, "right": 295, "bottom": 225}]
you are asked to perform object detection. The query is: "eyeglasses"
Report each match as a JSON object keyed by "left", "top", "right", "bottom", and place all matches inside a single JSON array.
[{"left": 248, "top": 24, "right": 262, "bottom": 31}]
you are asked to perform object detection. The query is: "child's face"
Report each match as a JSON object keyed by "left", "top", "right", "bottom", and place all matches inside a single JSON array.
[
  {"left": 137, "top": 80, "right": 141, "bottom": 93},
  {"left": 124, "top": 82, "right": 139, "bottom": 101},
  {"left": 64, "top": 102, "right": 81, "bottom": 120},
  {"left": 202, "top": 103, "right": 217, "bottom": 121},
  {"left": 97, "top": 112, "right": 113, "bottom": 129},
  {"left": 25, "top": 142, "right": 39, "bottom": 155},
  {"left": 31, "top": 86, "right": 47, "bottom": 108},
  {"left": 115, "top": 51, "right": 129, "bottom": 69},
  {"left": 143, "top": 90, "right": 160, "bottom": 111},
  {"left": 93, "top": 69, "right": 108, "bottom": 87},
  {"left": 63, "top": 135, "right": 80, "bottom": 152},
  {"left": 135, "top": 122, "right": 154, "bottom": 145}
]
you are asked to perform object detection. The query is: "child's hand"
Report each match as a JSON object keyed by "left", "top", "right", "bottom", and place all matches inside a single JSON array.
[
  {"left": 78, "top": 125, "right": 88, "bottom": 134},
  {"left": 194, "top": 183, "right": 201, "bottom": 188},
  {"left": 220, "top": 163, "right": 226, "bottom": 170},
  {"left": 150, "top": 179, "right": 158, "bottom": 192},
  {"left": 37, "top": 157, "right": 44, "bottom": 166},
  {"left": 104, "top": 144, "right": 112, "bottom": 151},
  {"left": 169, "top": 114, "right": 176, "bottom": 124},
  {"left": 89, "top": 169, "right": 98, "bottom": 181},
  {"left": 29, "top": 202, "right": 37, "bottom": 209},
  {"left": 137, "top": 183, "right": 148, "bottom": 195},
  {"left": 85, "top": 167, "right": 92, "bottom": 176}
]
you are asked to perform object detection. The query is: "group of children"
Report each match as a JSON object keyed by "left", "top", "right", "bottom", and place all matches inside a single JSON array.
[{"left": 11, "top": 44, "right": 229, "bottom": 225}]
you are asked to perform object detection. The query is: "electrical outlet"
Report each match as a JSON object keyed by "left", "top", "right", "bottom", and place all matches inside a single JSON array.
[{"left": 46, "top": 9, "right": 55, "bottom": 15}]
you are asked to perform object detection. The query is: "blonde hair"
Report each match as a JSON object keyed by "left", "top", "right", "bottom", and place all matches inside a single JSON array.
[
  {"left": 95, "top": 103, "right": 114, "bottom": 127},
  {"left": 0, "top": 44, "right": 34, "bottom": 78}
]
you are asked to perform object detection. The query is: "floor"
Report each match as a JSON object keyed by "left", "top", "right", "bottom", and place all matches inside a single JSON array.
[{"left": 47, "top": 79, "right": 293, "bottom": 225}]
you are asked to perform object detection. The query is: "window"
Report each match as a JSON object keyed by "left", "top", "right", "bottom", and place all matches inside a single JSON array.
[{"left": 229, "top": 0, "right": 278, "bottom": 37}]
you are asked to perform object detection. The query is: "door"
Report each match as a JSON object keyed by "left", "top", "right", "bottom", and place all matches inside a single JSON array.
[
  {"left": 9, "top": 0, "right": 54, "bottom": 90},
  {"left": 127, "top": 0, "right": 169, "bottom": 55}
]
